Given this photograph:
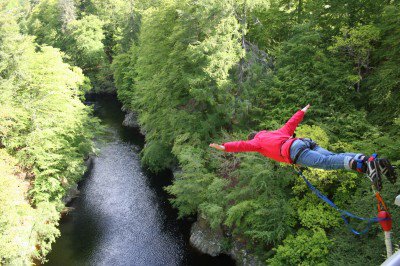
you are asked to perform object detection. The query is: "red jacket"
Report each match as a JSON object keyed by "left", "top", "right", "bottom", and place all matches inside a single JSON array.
[{"left": 223, "top": 110, "right": 305, "bottom": 164}]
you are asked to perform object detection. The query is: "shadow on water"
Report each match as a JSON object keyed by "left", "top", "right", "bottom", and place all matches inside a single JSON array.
[{"left": 45, "top": 94, "right": 235, "bottom": 266}]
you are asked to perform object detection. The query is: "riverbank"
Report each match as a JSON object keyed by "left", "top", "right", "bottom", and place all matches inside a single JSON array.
[
  {"left": 45, "top": 94, "right": 234, "bottom": 265},
  {"left": 121, "top": 98, "right": 264, "bottom": 265}
]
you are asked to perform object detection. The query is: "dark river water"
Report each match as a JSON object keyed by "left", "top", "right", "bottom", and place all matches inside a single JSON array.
[{"left": 45, "top": 95, "right": 235, "bottom": 266}]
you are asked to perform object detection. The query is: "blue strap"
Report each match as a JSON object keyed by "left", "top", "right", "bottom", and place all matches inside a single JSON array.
[
  {"left": 295, "top": 169, "right": 387, "bottom": 235},
  {"left": 356, "top": 159, "right": 364, "bottom": 172}
]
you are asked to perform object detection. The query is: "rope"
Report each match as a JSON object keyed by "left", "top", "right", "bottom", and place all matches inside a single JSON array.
[
  {"left": 385, "top": 231, "right": 393, "bottom": 257},
  {"left": 294, "top": 166, "right": 387, "bottom": 235},
  {"left": 376, "top": 191, "right": 389, "bottom": 212}
]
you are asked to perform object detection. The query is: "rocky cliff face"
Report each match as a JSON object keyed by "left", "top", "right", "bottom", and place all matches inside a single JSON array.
[
  {"left": 121, "top": 106, "right": 146, "bottom": 135},
  {"left": 189, "top": 216, "right": 264, "bottom": 265},
  {"left": 62, "top": 183, "right": 79, "bottom": 205},
  {"left": 190, "top": 216, "right": 225, "bottom": 256},
  {"left": 228, "top": 240, "right": 264, "bottom": 266},
  {"left": 122, "top": 111, "right": 140, "bottom": 128}
]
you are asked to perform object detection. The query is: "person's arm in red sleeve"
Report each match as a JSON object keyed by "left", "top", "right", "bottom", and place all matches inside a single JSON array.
[
  {"left": 278, "top": 104, "right": 310, "bottom": 136},
  {"left": 209, "top": 140, "right": 260, "bottom": 153}
]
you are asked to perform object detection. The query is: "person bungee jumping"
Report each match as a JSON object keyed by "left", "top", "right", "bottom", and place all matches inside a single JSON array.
[{"left": 209, "top": 104, "right": 397, "bottom": 190}]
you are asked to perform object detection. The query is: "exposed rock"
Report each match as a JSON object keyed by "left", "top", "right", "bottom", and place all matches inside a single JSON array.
[
  {"left": 62, "top": 183, "right": 79, "bottom": 204},
  {"left": 85, "top": 155, "right": 94, "bottom": 169},
  {"left": 229, "top": 240, "right": 264, "bottom": 266},
  {"left": 189, "top": 215, "right": 264, "bottom": 265},
  {"left": 121, "top": 107, "right": 147, "bottom": 135},
  {"left": 190, "top": 216, "right": 225, "bottom": 257},
  {"left": 60, "top": 206, "right": 75, "bottom": 215},
  {"left": 172, "top": 166, "right": 183, "bottom": 177},
  {"left": 122, "top": 111, "right": 139, "bottom": 128}
]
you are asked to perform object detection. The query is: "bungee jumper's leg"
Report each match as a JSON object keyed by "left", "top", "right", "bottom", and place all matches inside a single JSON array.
[{"left": 355, "top": 153, "right": 397, "bottom": 191}]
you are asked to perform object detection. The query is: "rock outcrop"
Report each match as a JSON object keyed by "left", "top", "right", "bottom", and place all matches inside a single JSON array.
[
  {"left": 189, "top": 215, "right": 264, "bottom": 265},
  {"left": 122, "top": 111, "right": 139, "bottom": 128},
  {"left": 121, "top": 106, "right": 147, "bottom": 135},
  {"left": 229, "top": 240, "right": 264, "bottom": 266},
  {"left": 189, "top": 216, "right": 225, "bottom": 256},
  {"left": 62, "top": 183, "right": 79, "bottom": 204}
]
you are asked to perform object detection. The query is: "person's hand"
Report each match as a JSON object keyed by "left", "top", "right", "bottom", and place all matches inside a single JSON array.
[
  {"left": 302, "top": 104, "right": 310, "bottom": 113},
  {"left": 209, "top": 143, "right": 225, "bottom": 151}
]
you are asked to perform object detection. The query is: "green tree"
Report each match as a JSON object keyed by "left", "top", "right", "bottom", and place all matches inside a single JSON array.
[
  {"left": 98, "top": 0, "right": 400, "bottom": 264},
  {"left": 329, "top": 25, "right": 380, "bottom": 93},
  {"left": 66, "top": 14, "right": 105, "bottom": 71},
  {"left": 0, "top": 5, "right": 99, "bottom": 263},
  {"left": 28, "top": 0, "right": 64, "bottom": 47},
  {"left": 28, "top": 0, "right": 111, "bottom": 91},
  {"left": 268, "top": 229, "right": 332, "bottom": 266},
  {"left": 59, "top": 0, "right": 76, "bottom": 33},
  {"left": 367, "top": 5, "right": 400, "bottom": 125},
  {"left": 131, "top": 0, "right": 242, "bottom": 170}
]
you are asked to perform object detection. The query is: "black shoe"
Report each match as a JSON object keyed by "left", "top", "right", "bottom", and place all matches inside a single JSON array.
[
  {"left": 377, "top": 158, "right": 397, "bottom": 184},
  {"left": 366, "top": 158, "right": 383, "bottom": 191}
]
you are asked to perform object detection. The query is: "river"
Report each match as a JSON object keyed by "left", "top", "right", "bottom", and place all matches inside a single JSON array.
[{"left": 45, "top": 95, "right": 234, "bottom": 266}]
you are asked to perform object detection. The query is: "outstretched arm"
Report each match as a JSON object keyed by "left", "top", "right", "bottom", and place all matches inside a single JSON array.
[
  {"left": 209, "top": 140, "right": 260, "bottom": 153},
  {"left": 279, "top": 104, "right": 310, "bottom": 136},
  {"left": 209, "top": 143, "right": 225, "bottom": 151},
  {"left": 302, "top": 104, "right": 310, "bottom": 113}
]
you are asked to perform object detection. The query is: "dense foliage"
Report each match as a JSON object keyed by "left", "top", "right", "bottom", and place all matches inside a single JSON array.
[
  {"left": 2, "top": 0, "right": 399, "bottom": 264},
  {"left": 0, "top": 1, "right": 99, "bottom": 264},
  {"left": 112, "top": 0, "right": 400, "bottom": 265}
]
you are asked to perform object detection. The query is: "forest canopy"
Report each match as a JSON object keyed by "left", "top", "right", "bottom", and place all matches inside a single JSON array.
[
  {"left": 112, "top": 0, "right": 400, "bottom": 265},
  {"left": 1, "top": 0, "right": 399, "bottom": 265},
  {"left": 1, "top": 1, "right": 99, "bottom": 263}
]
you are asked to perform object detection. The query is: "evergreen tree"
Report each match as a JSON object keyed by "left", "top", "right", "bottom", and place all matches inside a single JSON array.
[
  {"left": 0, "top": 4, "right": 99, "bottom": 263},
  {"left": 131, "top": 0, "right": 242, "bottom": 170},
  {"left": 4, "top": 0, "right": 399, "bottom": 264},
  {"left": 114, "top": 0, "right": 399, "bottom": 264}
]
